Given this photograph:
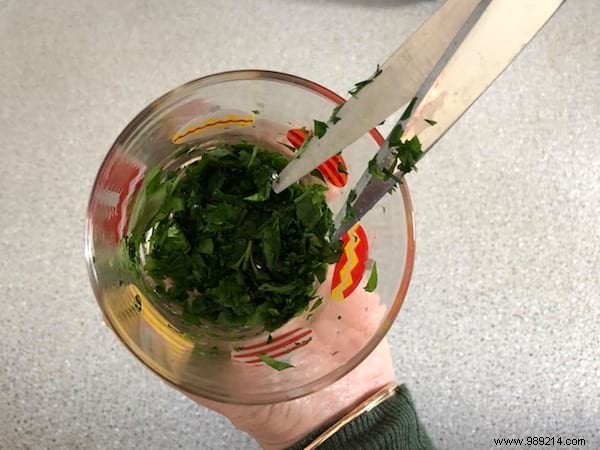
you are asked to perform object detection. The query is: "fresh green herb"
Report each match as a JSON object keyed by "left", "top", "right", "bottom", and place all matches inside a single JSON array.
[
  {"left": 390, "top": 124, "right": 423, "bottom": 174},
  {"left": 337, "top": 162, "right": 348, "bottom": 175},
  {"left": 364, "top": 262, "right": 378, "bottom": 292},
  {"left": 295, "top": 337, "right": 312, "bottom": 346},
  {"left": 343, "top": 189, "right": 358, "bottom": 224},
  {"left": 252, "top": 109, "right": 260, "bottom": 115},
  {"left": 309, "top": 297, "right": 323, "bottom": 312},
  {"left": 295, "top": 134, "right": 312, "bottom": 158},
  {"left": 313, "top": 120, "right": 328, "bottom": 139},
  {"left": 366, "top": 121, "right": 424, "bottom": 190},
  {"left": 400, "top": 97, "right": 418, "bottom": 121},
  {"left": 425, "top": 118, "right": 437, "bottom": 126},
  {"left": 310, "top": 169, "right": 326, "bottom": 182},
  {"left": 368, "top": 158, "right": 387, "bottom": 180},
  {"left": 258, "top": 353, "right": 294, "bottom": 371},
  {"left": 329, "top": 104, "right": 343, "bottom": 124},
  {"left": 124, "top": 144, "right": 342, "bottom": 331},
  {"left": 349, "top": 64, "right": 382, "bottom": 97}
]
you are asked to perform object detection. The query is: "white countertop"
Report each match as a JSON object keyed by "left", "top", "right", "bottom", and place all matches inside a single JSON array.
[{"left": 1, "top": 0, "right": 599, "bottom": 449}]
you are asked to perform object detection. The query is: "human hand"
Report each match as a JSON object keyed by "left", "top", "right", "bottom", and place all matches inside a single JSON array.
[{"left": 186, "top": 338, "right": 394, "bottom": 450}]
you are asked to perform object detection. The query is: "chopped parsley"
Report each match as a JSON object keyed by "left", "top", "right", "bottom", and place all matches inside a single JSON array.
[
  {"left": 295, "top": 134, "right": 312, "bottom": 158},
  {"left": 309, "top": 297, "right": 323, "bottom": 312},
  {"left": 343, "top": 189, "right": 358, "bottom": 224},
  {"left": 390, "top": 123, "right": 423, "bottom": 173},
  {"left": 400, "top": 97, "right": 418, "bottom": 121},
  {"left": 258, "top": 353, "right": 294, "bottom": 371},
  {"left": 349, "top": 64, "right": 383, "bottom": 97},
  {"left": 313, "top": 120, "right": 328, "bottom": 138},
  {"left": 123, "top": 143, "right": 342, "bottom": 331},
  {"left": 366, "top": 96, "right": 428, "bottom": 190},
  {"left": 364, "top": 262, "right": 378, "bottom": 292},
  {"left": 329, "top": 104, "right": 343, "bottom": 124}
]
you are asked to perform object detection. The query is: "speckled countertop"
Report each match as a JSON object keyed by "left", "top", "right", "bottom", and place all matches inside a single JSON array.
[{"left": 1, "top": 0, "right": 599, "bottom": 449}]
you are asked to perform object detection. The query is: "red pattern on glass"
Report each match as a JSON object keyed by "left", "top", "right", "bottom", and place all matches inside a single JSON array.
[
  {"left": 285, "top": 128, "right": 348, "bottom": 187},
  {"left": 330, "top": 224, "right": 369, "bottom": 301},
  {"left": 232, "top": 328, "right": 312, "bottom": 365}
]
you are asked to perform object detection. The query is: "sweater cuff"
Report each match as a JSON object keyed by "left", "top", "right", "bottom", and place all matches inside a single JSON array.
[{"left": 286, "top": 385, "right": 435, "bottom": 450}]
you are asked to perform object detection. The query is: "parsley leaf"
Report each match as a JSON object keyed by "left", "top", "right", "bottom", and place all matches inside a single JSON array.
[
  {"left": 366, "top": 120, "right": 424, "bottom": 191},
  {"left": 123, "top": 144, "right": 341, "bottom": 332},
  {"left": 258, "top": 353, "right": 294, "bottom": 371},
  {"left": 313, "top": 120, "right": 328, "bottom": 139},
  {"left": 309, "top": 297, "right": 323, "bottom": 312},
  {"left": 349, "top": 64, "right": 383, "bottom": 97},
  {"left": 364, "top": 262, "right": 378, "bottom": 292},
  {"left": 425, "top": 118, "right": 437, "bottom": 126},
  {"left": 343, "top": 189, "right": 358, "bottom": 224},
  {"left": 400, "top": 97, "right": 418, "bottom": 121},
  {"left": 329, "top": 104, "right": 343, "bottom": 124}
]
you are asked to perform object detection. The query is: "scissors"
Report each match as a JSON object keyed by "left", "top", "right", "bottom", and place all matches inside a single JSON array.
[{"left": 272, "top": 0, "right": 564, "bottom": 240}]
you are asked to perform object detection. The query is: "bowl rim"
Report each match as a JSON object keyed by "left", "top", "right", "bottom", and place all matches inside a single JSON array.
[{"left": 85, "top": 69, "right": 416, "bottom": 404}]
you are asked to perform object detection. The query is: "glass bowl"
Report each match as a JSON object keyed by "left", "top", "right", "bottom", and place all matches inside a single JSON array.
[{"left": 85, "top": 70, "right": 415, "bottom": 404}]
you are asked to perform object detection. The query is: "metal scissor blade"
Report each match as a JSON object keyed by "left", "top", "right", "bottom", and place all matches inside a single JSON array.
[
  {"left": 333, "top": 175, "right": 398, "bottom": 241},
  {"left": 337, "top": 0, "right": 565, "bottom": 238},
  {"left": 272, "top": 0, "right": 483, "bottom": 194}
]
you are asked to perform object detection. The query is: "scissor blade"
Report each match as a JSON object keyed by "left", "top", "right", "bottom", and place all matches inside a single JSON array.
[
  {"left": 336, "top": 0, "right": 565, "bottom": 238},
  {"left": 272, "top": 0, "right": 483, "bottom": 193}
]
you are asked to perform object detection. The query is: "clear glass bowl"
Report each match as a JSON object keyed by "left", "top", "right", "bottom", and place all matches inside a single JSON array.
[{"left": 85, "top": 70, "right": 415, "bottom": 404}]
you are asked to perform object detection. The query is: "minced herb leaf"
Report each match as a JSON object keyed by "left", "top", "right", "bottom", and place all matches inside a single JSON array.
[
  {"left": 390, "top": 124, "right": 423, "bottom": 173},
  {"left": 364, "top": 262, "right": 378, "bottom": 292},
  {"left": 314, "top": 120, "right": 328, "bottom": 139},
  {"left": 400, "top": 97, "right": 418, "bottom": 121},
  {"left": 329, "top": 104, "right": 343, "bottom": 124},
  {"left": 258, "top": 353, "right": 294, "bottom": 371},
  {"left": 309, "top": 297, "right": 323, "bottom": 312},
  {"left": 368, "top": 158, "right": 387, "bottom": 180},
  {"left": 343, "top": 189, "right": 358, "bottom": 224},
  {"left": 252, "top": 109, "right": 260, "bottom": 115},
  {"left": 295, "top": 134, "right": 312, "bottom": 158},
  {"left": 425, "top": 118, "right": 437, "bottom": 126},
  {"left": 124, "top": 144, "right": 342, "bottom": 331},
  {"left": 366, "top": 116, "right": 427, "bottom": 190},
  {"left": 349, "top": 64, "right": 382, "bottom": 97}
]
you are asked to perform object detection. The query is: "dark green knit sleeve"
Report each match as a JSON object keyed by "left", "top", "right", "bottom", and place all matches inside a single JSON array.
[{"left": 286, "top": 385, "right": 436, "bottom": 450}]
